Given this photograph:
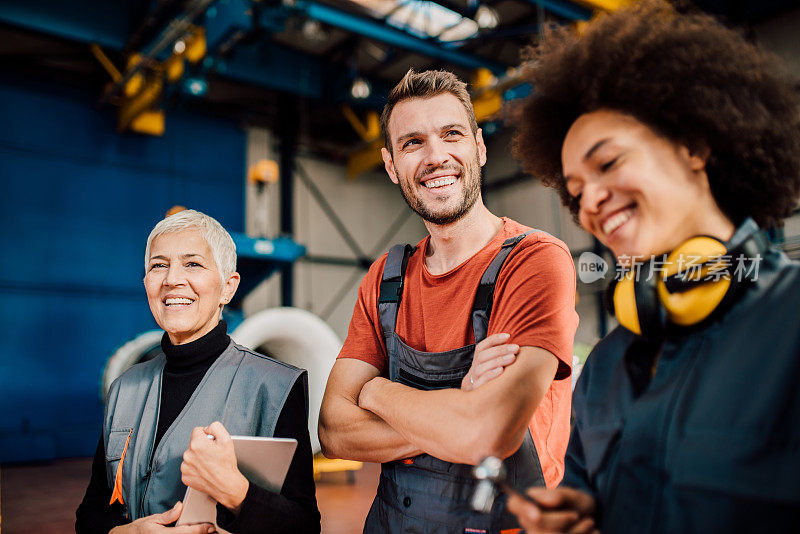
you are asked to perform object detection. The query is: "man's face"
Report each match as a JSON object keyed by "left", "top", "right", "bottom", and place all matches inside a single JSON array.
[{"left": 382, "top": 93, "right": 487, "bottom": 226}]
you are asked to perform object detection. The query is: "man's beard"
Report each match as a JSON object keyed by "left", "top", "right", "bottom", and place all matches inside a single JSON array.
[{"left": 395, "top": 158, "right": 482, "bottom": 226}]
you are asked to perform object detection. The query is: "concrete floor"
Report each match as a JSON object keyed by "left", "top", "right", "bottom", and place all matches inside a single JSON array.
[{"left": 1, "top": 459, "right": 380, "bottom": 533}]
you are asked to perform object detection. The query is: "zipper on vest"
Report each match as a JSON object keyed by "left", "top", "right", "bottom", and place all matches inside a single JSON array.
[
  {"left": 139, "top": 371, "right": 163, "bottom": 519},
  {"left": 139, "top": 464, "right": 154, "bottom": 518}
]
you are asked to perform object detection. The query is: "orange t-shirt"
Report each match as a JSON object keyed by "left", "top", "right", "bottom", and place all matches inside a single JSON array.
[{"left": 338, "top": 217, "right": 579, "bottom": 487}]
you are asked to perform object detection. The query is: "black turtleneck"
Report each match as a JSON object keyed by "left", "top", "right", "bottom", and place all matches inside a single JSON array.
[
  {"left": 155, "top": 320, "right": 230, "bottom": 451},
  {"left": 76, "top": 321, "right": 321, "bottom": 534}
]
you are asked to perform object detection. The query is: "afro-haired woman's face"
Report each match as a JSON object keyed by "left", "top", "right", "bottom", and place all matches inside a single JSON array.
[{"left": 562, "top": 110, "right": 734, "bottom": 263}]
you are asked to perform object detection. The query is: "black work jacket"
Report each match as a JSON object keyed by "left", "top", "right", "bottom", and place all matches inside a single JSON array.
[{"left": 564, "top": 248, "right": 800, "bottom": 533}]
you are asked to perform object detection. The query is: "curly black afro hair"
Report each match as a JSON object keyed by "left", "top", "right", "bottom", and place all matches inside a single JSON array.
[{"left": 512, "top": 0, "right": 800, "bottom": 228}]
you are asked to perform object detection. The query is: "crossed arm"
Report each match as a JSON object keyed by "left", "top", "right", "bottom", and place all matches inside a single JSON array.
[
  {"left": 318, "top": 340, "right": 558, "bottom": 466},
  {"left": 318, "top": 357, "right": 423, "bottom": 463}
]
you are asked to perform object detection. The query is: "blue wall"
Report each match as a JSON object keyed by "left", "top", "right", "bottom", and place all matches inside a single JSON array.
[{"left": 0, "top": 76, "right": 246, "bottom": 462}]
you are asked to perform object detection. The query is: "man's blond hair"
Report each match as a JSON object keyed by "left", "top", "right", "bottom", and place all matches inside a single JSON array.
[{"left": 380, "top": 69, "right": 478, "bottom": 154}]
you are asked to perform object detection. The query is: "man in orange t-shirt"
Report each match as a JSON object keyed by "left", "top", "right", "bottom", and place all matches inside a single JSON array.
[{"left": 318, "top": 69, "right": 578, "bottom": 533}]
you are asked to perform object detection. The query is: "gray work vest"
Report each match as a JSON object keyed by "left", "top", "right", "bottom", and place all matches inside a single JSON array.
[
  {"left": 364, "top": 232, "right": 545, "bottom": 534},
  {"left": 103, "top": 339, "right": 306, "bottom": 520}
]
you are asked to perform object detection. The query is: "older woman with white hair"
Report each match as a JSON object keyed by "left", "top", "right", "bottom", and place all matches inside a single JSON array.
[{"left": 76, "top": 209, "right": 320, "bottom": 533}]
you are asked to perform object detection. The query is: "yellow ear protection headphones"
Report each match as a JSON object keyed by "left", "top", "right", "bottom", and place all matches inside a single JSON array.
[{"left": 608, "top": 218, "right": 769, "bottom": 340}]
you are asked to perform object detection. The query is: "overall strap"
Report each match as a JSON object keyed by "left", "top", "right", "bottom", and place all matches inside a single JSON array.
[
  {"left": 472, "top": 230, "right": 535, "bottom": 342},
  {"left": 378, "top": 244, "right": 415, "bottom": 340}
]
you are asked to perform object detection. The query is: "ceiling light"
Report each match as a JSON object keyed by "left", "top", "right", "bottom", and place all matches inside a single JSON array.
[
  {"left": 173, "top": 39, "right": 186, "bottom": 54},
  {"left": 350, "top": 77, "right": 371, "bottom": 99},
  {"left": 184, "top": 77, "right": 208, "bottom": 97},
  {"left": 301, "top": 19, "right": 328, "bottom": 42},
  {"left": 438, "top": 19, "right": 479, "bottom": 42},
  {"left": 475, "top": 5, "right": 499, "bottom": 29}
]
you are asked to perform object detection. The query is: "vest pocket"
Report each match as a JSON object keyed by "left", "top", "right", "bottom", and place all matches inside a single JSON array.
[{"left": 106, "top": 428, "right": 133, "bottom": 461}]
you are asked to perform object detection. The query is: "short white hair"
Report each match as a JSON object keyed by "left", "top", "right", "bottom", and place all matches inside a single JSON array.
[{"left": 144, "top": 209, "right": 237, "bottom": 280}]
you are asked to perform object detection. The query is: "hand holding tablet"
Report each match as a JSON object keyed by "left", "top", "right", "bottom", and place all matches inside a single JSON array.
[{"left": 177, "top": 423, "right": 298, "bottom": 532}]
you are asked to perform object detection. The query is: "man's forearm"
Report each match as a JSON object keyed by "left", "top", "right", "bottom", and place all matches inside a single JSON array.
[
  {"left": 319, "top": 393, "right": 423, "bottom": 463},
  {"left": 359, "top": 348, "right": 558, "bottom": 465},
  {"left": 359, "top": 380, "right": 506, "bottom": 464}
]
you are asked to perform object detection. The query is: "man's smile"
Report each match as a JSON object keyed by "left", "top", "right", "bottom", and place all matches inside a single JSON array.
[{"left": 422, "top": 176, "right": 457, "bottom": 188}]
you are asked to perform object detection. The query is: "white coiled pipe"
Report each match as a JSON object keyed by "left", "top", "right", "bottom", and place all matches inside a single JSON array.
[{"left": 232, "top": 307, "right": 341, "bottom": 454}]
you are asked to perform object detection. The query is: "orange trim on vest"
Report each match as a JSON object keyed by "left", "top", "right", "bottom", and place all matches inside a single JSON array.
[
  {"left": 500, "top": 529, "right": 522, "bottom": 534},
  {"left": 109, "top": 429, "right": 133, "bottom": 506},
  {"left": 401, "top": 458, "right": 415, "bottom": 465}
]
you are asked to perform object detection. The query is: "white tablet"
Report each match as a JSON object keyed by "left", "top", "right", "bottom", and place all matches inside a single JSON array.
[{"left": 176, "top": 436, "right": 298, "bottom": 532}]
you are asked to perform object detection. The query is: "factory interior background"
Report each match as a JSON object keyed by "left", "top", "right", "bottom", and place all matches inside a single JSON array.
[{"left": 1, "top": 0, "right": 799, "bottom": 531}]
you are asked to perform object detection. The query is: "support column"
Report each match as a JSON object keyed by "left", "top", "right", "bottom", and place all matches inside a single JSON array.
[{"left": 278, "top": 93, "right": 299, "bottom": 307}]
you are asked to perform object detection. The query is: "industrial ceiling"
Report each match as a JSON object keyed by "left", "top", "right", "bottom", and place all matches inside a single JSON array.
[{"left": 1, "top": 0, "right": 797, "bottom": 165}]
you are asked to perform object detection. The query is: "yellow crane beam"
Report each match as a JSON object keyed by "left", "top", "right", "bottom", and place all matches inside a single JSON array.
[
  {"left": 572, "top": 0, "right": 632, "bottom": 12},
  {"left": 91, "top": 24, "right": 206, "bottom": 136}
]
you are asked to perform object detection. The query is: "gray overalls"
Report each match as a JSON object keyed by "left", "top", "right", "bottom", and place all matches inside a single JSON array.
[{"left": 363, "top": 232, "right": 545, "bottom": 534}]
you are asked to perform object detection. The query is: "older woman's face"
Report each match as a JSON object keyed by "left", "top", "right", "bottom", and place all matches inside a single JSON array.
[
  {"left": 561, "top": 110, "right": 725, "bottom": 263},
  {"left": 144, "top": 229, "right": 238, "bottom": 345}
]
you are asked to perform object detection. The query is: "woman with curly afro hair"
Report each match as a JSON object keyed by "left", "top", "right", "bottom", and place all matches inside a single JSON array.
[{"left": 505, "top": 1, "right": 800, "bottom": 533}]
